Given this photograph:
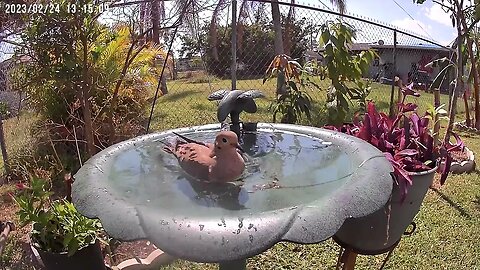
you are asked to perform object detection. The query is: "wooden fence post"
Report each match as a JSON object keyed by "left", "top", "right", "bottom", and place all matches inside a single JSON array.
[{"left": 0, "top": 113, "right": 9, "bottom": 176}]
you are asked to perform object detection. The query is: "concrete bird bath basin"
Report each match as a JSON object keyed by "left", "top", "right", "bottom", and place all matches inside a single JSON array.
[{"left": 72, "top": 123, "right": 393, "bottom": 269}]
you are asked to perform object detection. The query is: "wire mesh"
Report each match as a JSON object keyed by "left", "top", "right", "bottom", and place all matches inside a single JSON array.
[
  {"left": 137, "top": 0, "right": 456, "bottom": 131},
  {"left": 0, "top": 0, "right": 457, "bottom": 136}
]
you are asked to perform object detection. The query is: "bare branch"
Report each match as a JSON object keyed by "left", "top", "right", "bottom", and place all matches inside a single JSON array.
[{"left": 433, "top": 0, "right": 455, "bottom": 13}]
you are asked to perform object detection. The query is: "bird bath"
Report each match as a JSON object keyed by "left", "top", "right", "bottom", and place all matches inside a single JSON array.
[{"left": 72, "top": 123, "right": 393, "bottom": 269}]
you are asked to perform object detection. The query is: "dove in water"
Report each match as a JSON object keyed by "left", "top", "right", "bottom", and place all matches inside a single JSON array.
[{"left": 164, "top": 131, "right": 245, "bottom": 183}]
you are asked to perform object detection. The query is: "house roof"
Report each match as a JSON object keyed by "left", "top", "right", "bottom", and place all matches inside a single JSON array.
[
  {"left": 0, "top": 55, "right": 31, "bottom": 68},
  {"left": 314, "top": 43, "right": 451, "bottom": 53},
  {"left": 371, "top": 44, "right": 451, "bottom": 52}
]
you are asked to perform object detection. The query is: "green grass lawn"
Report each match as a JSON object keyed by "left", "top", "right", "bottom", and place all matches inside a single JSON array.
[
  {"left": 0, "top": 113, "right": 39, "bottom": 173},
  {"left": 150, "top": 77, "right": 462, "bottom": 132}
]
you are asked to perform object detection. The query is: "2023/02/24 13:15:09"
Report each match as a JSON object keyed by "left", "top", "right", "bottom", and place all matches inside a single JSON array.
[{"left": 2, "top": 3, "right": 109, "bottom": 14}]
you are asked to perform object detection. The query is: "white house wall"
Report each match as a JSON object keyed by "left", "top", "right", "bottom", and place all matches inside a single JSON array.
[{"left": 374, "top": 49, "right": 447, "bottom": 82}]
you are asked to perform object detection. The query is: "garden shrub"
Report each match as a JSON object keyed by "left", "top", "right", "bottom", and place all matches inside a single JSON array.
[{"left": 8, "top": 1, "right": 164, "bottom": 180}]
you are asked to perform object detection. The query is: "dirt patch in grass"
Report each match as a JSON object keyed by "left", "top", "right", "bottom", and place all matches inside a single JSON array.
[{"left": 105, "top": 240, "right": 159, "bottom": 267}]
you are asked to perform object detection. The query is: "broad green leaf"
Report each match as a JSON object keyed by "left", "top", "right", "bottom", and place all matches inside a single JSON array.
[
  {"left": 430, "top": 63, "right": 454, "bottom": 90},
  {"left": 320, "top": 30, "right": 330, "bottom": 46},
  {"left": 437, "top": 108, "right": 448, "bottom": 115}
]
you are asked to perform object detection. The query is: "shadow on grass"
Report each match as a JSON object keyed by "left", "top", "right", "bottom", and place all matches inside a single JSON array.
[
  {"left": 148, "top": 112, "right": 167, "bottom": 124},
  {"left": 192, "top": 103, "right": 216, "bottom": 111},
  {"left": 430, "top": 187, "right": 472, "bottom": 219},
  {"left": 474, "top": 195, "right": 480, "bottom": 210},
  {"left": 473, "top": 195, "right": 480, "bottom": 210},
  {"left": 162, "top": 90, "right": 202, "bottom": 102}
]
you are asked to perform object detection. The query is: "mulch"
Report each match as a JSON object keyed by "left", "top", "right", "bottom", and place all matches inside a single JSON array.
[{"left": 450, "top": 150, "right": 469, "bottom": 163}]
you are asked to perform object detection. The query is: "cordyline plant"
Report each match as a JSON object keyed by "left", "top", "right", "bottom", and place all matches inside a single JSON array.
[{"left": 326, "top": 83, "right": 463, "bottom": 201}]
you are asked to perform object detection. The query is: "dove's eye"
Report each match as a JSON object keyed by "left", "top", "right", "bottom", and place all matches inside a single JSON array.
[{"left": 222, "top": 138, "right": 228, "bottom": 143}]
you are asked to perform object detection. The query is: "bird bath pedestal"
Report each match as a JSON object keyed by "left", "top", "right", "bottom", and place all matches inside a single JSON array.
[{"left": 72, "top": 123, "right": 393, "bottom": 269}]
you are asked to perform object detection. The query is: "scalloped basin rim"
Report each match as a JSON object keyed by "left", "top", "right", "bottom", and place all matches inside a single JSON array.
[{"left": 72, "top": 123, "right": 394, "bottom": 263}]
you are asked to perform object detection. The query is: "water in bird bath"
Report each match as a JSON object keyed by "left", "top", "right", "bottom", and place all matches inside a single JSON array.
[
  {"left": 73, "top": 123, "right": 393, "bottom": 262},
  {"left": 107, "top": 128, "right": 353, "bottom": 217}
]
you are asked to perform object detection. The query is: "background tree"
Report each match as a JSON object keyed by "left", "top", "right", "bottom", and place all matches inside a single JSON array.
[
  {"left": 414, "top": 0, "right": 479, "bottom": 142},
  {"left": 12, "top": 0, "right": 163, "bottom": 178},
  {"left": 180, "top": 16, "right": 315, "bottom": 78}
]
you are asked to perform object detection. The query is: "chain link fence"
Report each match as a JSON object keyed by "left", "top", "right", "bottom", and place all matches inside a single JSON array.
[
  {"left": 0, "top": 0, "right": 464, "bottom": 171},
  {"left": 140, "top": 0, "right": 460, "bottom": 131}
]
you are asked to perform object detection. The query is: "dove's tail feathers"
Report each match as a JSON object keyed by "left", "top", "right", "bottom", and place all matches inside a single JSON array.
[
  {"left": 159, "top": 137, "right": 178, "bottom": 154},
  {"left": 163, "top": 146, "right": 175, "bottom": 154},
  {"left": 172, "top": 132, "right": 208, "bottom": 147}
]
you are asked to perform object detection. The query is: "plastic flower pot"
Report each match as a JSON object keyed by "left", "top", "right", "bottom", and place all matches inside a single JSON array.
[
  {"left": 438, "top": 146, "right": 475, "bottom": 174},
  {"left": 333, "top": 165, "right": 436, "bottom": 254},
  {"left": 33, "top": 240, "right": 106, "bottom": 270}
]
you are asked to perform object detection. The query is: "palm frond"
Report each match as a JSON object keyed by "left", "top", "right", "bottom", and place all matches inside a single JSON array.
[{"left": 330, "top": 0, "right": 346, "bottom": 14}]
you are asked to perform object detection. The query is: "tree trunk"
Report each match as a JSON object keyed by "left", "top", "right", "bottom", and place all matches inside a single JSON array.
[
  {"left": 464, "top": 91, "right": 471, "bottom": 126},
  {"left": 150, "top": 1, "right": 168, "bottom": 95},
  {"left": 460, "top": 11, "right": 480, "bottom": 127},
  {"left": 284, "top": 7, "right": 295, "bottom": 55},
  {"left": 0, "top": 114, "right": 9, "bottom": 175},
  {"left": 82, "top": 86, "right": 95, "bottom": 157},
  {"left": 444, "top": 6, "right": 463, "bottom": 144},
  {"left": 271, "top": 0, "right": 284, "bottom": 55},
  {"left": 160, "top": 74, "right": 168, "bottom": 95},
  {"left": 81, "top": 35, "right": 96, "bottom": 157},
  {"left": 139, "top": 2, "right": 146, "bottom": 46},
  {"left": 151, "top": 0, "right": 161, "bottom": 44},
  {"left": 271, "top": 0, "right": 285, "bottom": 96},
  {"left": 171, "top": 54, "right": 177, "bottom": 80},
  {"left": 464, "top": 37, "right": 480, "bottom": 127}
]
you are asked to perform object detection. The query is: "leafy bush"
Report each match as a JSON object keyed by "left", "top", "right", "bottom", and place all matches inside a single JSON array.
[
  {"left": 11, "top": 3, "right": 165, "bottom": 178},
  {"left": 264, "top": 54, "right": 320, "bottom": 124},
  {"left": 13, "top": 177, "right": 102, "bottom": 256},
  {"left": 319, "top": 20, "right": 376, "bottom": 125}
]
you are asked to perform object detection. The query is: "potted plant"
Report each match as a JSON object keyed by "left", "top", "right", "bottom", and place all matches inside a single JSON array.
[
  {"left": 326, "top": 83, "right": 463, "bottom": 253},
  {"left": 12, "top": 176, "right": 106, "bottom": 270},
  {"left": 438, "top": 145, "right": 475, "bottom": 174}
]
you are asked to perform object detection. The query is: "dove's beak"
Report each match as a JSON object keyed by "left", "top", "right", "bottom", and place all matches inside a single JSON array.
[{"left": 236, "top": 143, "right": 245, "bottom": 153}]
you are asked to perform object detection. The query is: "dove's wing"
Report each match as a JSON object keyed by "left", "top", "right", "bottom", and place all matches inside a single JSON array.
[
  {"left": 207, "top": 89, "right": 229, "bottom": 101},
  {"left": 175, "top": 144, "right": 214, "bottom": 181}
]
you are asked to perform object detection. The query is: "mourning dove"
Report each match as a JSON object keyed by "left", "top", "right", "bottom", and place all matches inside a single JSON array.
[{"left": 164, "top": 131, "right": 245, "bottom": 183}]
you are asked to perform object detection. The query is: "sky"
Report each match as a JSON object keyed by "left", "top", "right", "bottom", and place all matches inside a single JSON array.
[{"left": 317, "top": 0, "right": 457, "bottom": 46}]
